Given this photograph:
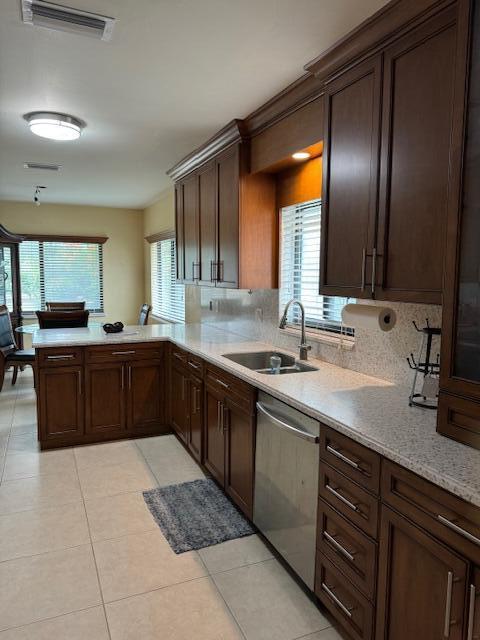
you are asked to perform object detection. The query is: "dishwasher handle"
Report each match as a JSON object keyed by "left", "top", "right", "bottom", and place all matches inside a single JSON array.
[{"left": 256, "top": 402, "right": 319, "bottom": 444}]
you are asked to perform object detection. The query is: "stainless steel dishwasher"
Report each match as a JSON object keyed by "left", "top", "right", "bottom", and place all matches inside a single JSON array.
[{"left": 254, "top": 391, "right": 320, "bottom": 590}]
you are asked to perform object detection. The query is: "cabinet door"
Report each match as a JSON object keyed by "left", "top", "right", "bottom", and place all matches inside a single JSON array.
[
  {"left": 175, "top": 183, "right": 185, "bottom": 282},
  {"left": 170, "top": 364, "right": 189, "bottom": 443},
  {"left": 182, "top": 173, "right": 199, "bottom": 284},
  {"left": 376, "top": 505, "right": 467, "bottom": 640},
  {"left": 320, "top": 56, "right": 382, "bottom": 298},
  {"left": 38, "top": 366, "right": 84, "bottom": 442},
  {"left": 198, "top": 161, "right": 217, "bottom": 287},
  {"left": 224, "top": 400, "right": 254, "bottom": 518},
  {"left": 188, "top": 374, "right": 203, "bottom": 463},
  {"left": 376, "top": 9, "right": 456, "bottom": 303},
  {"left": 216, "top": 145, "right": 239, "bottom": 288},
  {"left": 85, "top": 362, "right": 125, "bottom": 435},
  {"left": 127, "top": 359, "right": 165, "bottom": 433},
  {"left": 204, "top": 384, "right": 225, "bottom": 485}
]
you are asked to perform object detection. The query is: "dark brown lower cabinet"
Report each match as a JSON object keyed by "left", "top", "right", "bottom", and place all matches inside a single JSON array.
[
  {"left": 204, "top": 382, "right": 226, "bottom": 486},
  {"left": 204, "top": 374, "right": 255, "bottom": 518},
  {"left": 170, "top": 363, "right": 189, "bottom": 443},
  {"left": 38, "top": 366, "right": 84, "bottom": 443},
  {"left": 224, "top": 397, "right": 254, "bottom": 519},
  {"left": 85, "top": 362, "right": 126, "bottom": 435},
  {"left": 376, "top": 505, "right": 468, "bottom": 640},
  {"left": 188, "top": 373, "right": 203, "bottom": 463},
  {"left": 127, "top": 359, "right": 165, "bottom": 432}
]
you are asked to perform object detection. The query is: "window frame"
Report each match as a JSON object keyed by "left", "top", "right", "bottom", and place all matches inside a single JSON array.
[{"left": 19, "top": 234, "right": 106, "bottom": 315}]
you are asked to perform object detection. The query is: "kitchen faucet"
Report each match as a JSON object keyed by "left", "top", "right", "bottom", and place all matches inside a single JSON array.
[{"left": 279, "top": 299, "right": 312, "bottom": 361}]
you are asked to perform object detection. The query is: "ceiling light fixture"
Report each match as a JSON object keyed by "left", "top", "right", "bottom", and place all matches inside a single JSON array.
[
  {"left": 23, "top": 112, "right": 85, "bottom": 141},
  {"left": 292, "top": 151, "right": 311, "bottom": 161}
]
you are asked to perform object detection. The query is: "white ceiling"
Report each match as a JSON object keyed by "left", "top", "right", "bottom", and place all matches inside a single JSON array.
[{"left": 0, "top": 0, "right": 389, "bottom": 209}]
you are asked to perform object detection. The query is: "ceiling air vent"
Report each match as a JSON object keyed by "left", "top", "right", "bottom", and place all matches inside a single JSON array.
[
  {"left": 21, "top": 1, "right": 115, "bottom": 41},
  {"left": 24, "top": 162, "right": 61, "bottom": 171}
]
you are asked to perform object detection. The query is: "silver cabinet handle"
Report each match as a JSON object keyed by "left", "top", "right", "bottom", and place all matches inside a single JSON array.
[
  {"left": 121, "top": 365, "right": 125, "bottom": 390},
  {"left": 326, "top": 445, "right": 360, "bottom": 470},
  {"left": 256, "top": 402, "right": 319, "bottom": 444},
  {"left": 444, "top": 571, "right": 454, "bottom": 638},
  {"left": 321, "top": 583, "right": 353, "bottom": 618},
  {"left": 326, "top": 484, "right": 359, "bottom": 513},
  {"left": 437, "top": 515, "right": 480, "bottom": 547},
  {"left": 361, "top": 247, "right": 367, "bottom": 291},
  {"left": 371, "top": 247, "right": 377, "bottom": 296},
  {"left": 216, "top": 378, "right": 229, "bottom": 390},
  {"left": 47, "top": 354, "right": 74, "bottom": 360},
  {"left": 77, "top": 370, "right": 82, "bottom": 395},
  {"left": 188, "top": 360, "right": 201, "bottom": 370},
  {"left": 323, "top": 530, "right": 355, "bottom": 562},
  {"left": 210, "top": 260, "right": 217, "bottom": 283},
  {"left": 193, "top": 387, "right": 201, "bottom": 414},
  {"left": 112, "top": 350, "right": 135, "bottom": 356},
  {"left": 128, "top": 366, "right": 132, "bottom": 390},
  {"left": 217, "top": 401, "right": 222, "bottom": 432},
  {"left": 467, "top": 584, "right": 477, "bottom": 640}
]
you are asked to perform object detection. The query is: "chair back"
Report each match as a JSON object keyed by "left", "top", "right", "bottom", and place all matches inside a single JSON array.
[
  {"left": 36, "top": 310, "right": 90, "bottom": 329},
  {"left": 138, "top": 303, "right": 151, "bottom": 326},
  {"left": 45, "top": 301, "right": 86, "bottom": 311},
  {"left": 0, "top": 306, "right": 16, "bottom": 351}
]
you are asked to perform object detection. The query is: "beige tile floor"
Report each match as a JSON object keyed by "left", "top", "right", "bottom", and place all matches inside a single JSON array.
[{"left": 0, "top": 370, "right": 343, "bottom": 640}]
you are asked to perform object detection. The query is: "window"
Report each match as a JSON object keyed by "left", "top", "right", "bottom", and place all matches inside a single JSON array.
[
  {"left": 150, "top": 236, "right": 185, "bottom": 323},
  {"left": 279, "top": 198, "right": 352, "bottom": 336},
  {"left": 19, "top": 239, "right": 104, "bottom": 313}
]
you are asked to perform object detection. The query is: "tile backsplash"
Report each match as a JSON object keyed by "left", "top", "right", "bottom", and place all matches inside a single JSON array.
[{"left": 185, "top": 286, "right": 442, "bottom": 388}]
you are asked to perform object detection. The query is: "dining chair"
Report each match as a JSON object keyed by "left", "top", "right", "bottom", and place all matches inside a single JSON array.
[
  {"left": 138, "top": 303, "right": 151, "bottom": 326},
  {"left": 36, "top": 310, "right": 90, "bottom": 329},
  {"left": 0, "top": 305, "right": 35, "bottom": 391},
  {"left": 45, "top": 301, "right": 86, "bottom": 311}
]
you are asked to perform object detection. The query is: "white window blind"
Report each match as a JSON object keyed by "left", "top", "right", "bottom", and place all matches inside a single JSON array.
[
  {"left": 19, "top": 240, "right": 104, "bottom": 313},
  {"left": 279, "top": 199, "right": 352, "bottom": 335},
  {"left": 151, "top": 238, "right": 185, "bottom": 323}
]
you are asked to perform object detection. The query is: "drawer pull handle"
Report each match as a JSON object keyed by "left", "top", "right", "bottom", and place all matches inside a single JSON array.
[
  {"left": 189, "top": 361, "right": 201, "bottom": 370},
  {"left": 467, "top": 584, "right": 477, "bottom": 640},
  {"left": 326, "top": 484, "right": 359, "bottom": 513},
  {"left": 112, "top": 350, "right": 136, "bottom": 356},
  {"left": 215, "top": 378, "right": 229, "bottom": 390},
  {"left": 321, "top": 583, "right": 353, "bottom": 618},
  {"left": 438, "top": 515, "right": 480, "bottom": 547},
  {"left": 47, "top": 354, "right": 75, "bottom": 360},
  {"left": 174, "top": 352, "right": 186, "bottom": 361},
  {"left": 323, "top": 530, "right": 355, "bottom": 562},
  {"left": 326, "top": 445, "right": 360, "bottom": 470}
]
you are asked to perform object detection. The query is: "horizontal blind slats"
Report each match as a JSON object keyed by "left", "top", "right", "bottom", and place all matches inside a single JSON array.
[
  {"left": 151, "top": 239, "right": 185, "bottom": 323},
  {"left": 279, "top": 198, "right": 352, "bottom": 336}
]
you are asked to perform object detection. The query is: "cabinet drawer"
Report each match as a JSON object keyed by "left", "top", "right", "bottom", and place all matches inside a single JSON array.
[
  {"left": 437, "top": 391, "right": 480, "bottom": 451},
  {"left": 315, "top": 552, "right": 374, "bottom": 640},
  {"left": 37, "top": 347, "right": 84, "bottom": 367},
  {"left": 381, "top": 459, "right": 480, "bottom": 564},
  {"left": 317, "top": 498, "right": 377, "bottom": 600},
  {"left": 205, "top": 365, "right": 255, "bottom": 413},
  {"left": 319, "top": 463, "right": 379, "bottom": 539},
  {"left": 86, "top": 343, "right": 164, "bottom": 363},
  {"left": 321, "top": 426, "right": 380, "bottom": 494},
  {"left": 171, "top": 345, "right": 189, "bottom": 368}
]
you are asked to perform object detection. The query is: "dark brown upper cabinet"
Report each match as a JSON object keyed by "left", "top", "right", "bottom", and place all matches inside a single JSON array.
[
  {"left": 438, "top": 0, "right": 480, "bottom": 449},
  {"left": 320, "top": 7, "right": 457, "bottom": 304},
  {"left": 321, "top": 55, "right": 382, "bottom": 299},
  {"left": 376, "top": 8, "right": 456, "bottom": 304},
  {"left": 168, "top": 120, "right": 277, "bottom": 290}
]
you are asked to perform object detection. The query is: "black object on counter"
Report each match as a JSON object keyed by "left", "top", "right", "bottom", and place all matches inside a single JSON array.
[{"left": 103, "top": 322, "right": 124, "bottom": 334}]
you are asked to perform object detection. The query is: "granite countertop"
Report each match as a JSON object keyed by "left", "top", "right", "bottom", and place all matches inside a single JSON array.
[{"left": 33, "top": 323, "right": 480, "bottom": 507}]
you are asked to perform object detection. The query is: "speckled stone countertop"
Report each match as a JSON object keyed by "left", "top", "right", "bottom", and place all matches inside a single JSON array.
[{"left": 33, "top": 323, "right": 480, "bottom": 507}]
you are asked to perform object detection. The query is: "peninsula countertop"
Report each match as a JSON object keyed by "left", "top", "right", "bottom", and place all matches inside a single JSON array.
[{"left": 33, "top": 323, "right": 480, "bottom": 507}]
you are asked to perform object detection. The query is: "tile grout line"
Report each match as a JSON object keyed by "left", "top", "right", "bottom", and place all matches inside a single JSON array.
[
  {"left": 0, "top": 604, "right": 106, "bottom": 635},
  {"left": 72, "top": 447, "right": 114, "bottom": 640}
]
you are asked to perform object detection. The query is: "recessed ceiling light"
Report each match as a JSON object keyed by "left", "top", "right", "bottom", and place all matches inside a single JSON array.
[
  {"left": 292, "top": 151, "right": 311, "bottom": 161},
  {"left": 23, "top": 112, "right": 85, "bottom": 141}
]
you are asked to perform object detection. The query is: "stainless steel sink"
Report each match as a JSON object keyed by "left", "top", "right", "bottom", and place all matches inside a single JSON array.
[{"left": 222, "top": 351, "right": 318, "bottom": 374}]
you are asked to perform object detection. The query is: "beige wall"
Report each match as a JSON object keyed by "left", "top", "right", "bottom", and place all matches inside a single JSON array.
[
  {"left": 0, "top": 201, "right": 144, "bottom": 327},
  {"left": 142, "top": 187, "right": 175, "bottom": 310}
]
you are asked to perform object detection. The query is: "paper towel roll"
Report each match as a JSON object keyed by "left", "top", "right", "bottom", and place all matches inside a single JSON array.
[{"left": 341, "top": 304, "right": 397, "bottom": 332}]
